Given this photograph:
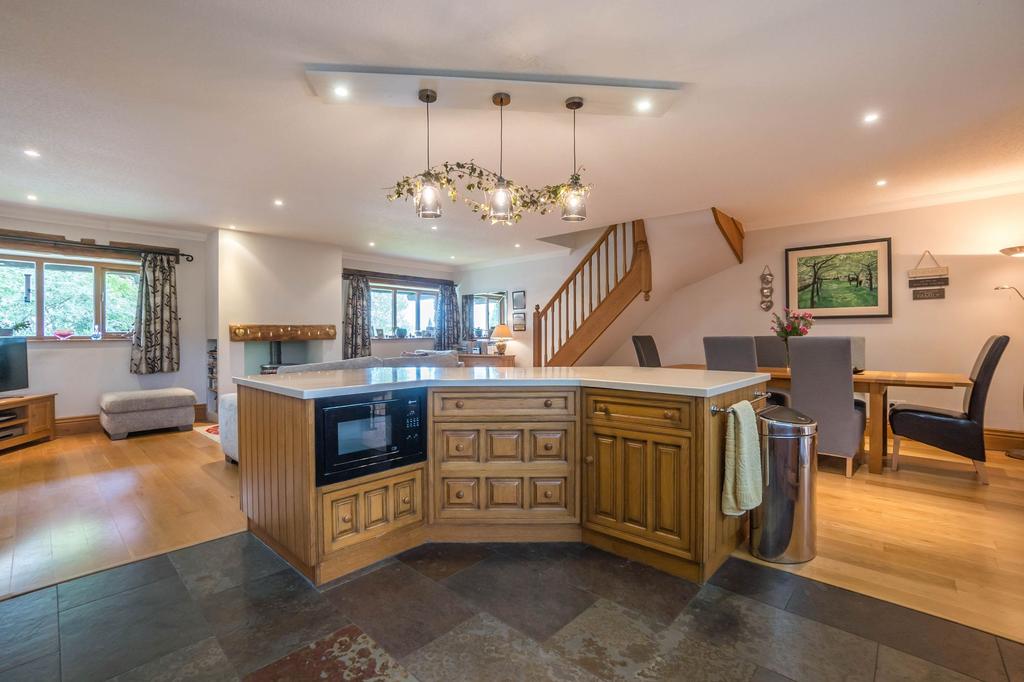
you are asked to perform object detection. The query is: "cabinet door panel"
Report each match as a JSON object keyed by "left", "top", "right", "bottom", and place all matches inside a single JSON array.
[
  {"left": 363, "top": 485, "right": 390, "bottom": 530},
  {"left": 621, "top": 437, "right": 648, "bottom": 532},
  {"left": 443, "top": 478, "right": 480, "bottom": 510},
  {"left": 586, "top": 429, "right": 619, "bottom": 526},
  {"left": 485, "top": 429, "right": 524, "bottom": 462},
  {"left": 319, "top": 466, "right": 424, "bottom": 557},
  {"left": 485, "top": 478, "right": 523, "bottom": 509},
  {"left": 324, "top": 494, "right": 359, "bottom": 553},
  {"left": 530, "top": 428, "right": 569, "bottom": 462},
  {"left": 393, "top": 476, "right": 418, "bottom": 521},
  {"left": 651, "top": 439, "right": 692, "bottom": 551},
  {"left": 530, "top": 478, "right": 567, "bottom": 509},
  {"left": 440, "top": 429, "right": 480, "bottom": 462}
]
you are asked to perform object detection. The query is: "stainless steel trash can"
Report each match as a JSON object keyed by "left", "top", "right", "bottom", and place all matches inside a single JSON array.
[{"left": 750, "top": 405, "right": 818, "bottom": 564}]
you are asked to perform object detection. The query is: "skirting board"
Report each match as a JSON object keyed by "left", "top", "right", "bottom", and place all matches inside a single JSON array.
[{"left": 56, "top": 404, "right": 209, "bottom": 436}]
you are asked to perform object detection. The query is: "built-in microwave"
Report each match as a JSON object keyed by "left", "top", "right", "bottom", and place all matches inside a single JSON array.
[{"left": 314, "top": 388, "right": 426, "bottom": 487}]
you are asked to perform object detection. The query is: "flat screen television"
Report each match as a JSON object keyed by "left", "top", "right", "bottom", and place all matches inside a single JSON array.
[{"left": 0, "top": 337, "right": 29, "bottom": 393}]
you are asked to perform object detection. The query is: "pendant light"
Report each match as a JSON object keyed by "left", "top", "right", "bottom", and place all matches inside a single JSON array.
[
  {"left": 415, "top": 89, "right": 442, "bottom": 219},
  {"left": 561, "top": 96, "right": 587, "bottom": 222},
  {"left": 487, "top": 92, "right": 514, "bottom": 225}
]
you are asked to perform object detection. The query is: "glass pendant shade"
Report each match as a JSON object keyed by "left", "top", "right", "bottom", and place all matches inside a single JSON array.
[
  {"left": 561, "top": 183, "right": 587, "bottom": 222},
  {"left": 487, "top": 179, "right": 514, "bottom": 225},
  {"left": 415, "top": 179, "right": 442, "bottom": 219}
]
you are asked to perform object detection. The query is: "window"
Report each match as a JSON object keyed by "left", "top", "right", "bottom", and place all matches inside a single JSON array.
[
  {"left": 368, "top": 283, "right": 439, "bottom": 338},
  {"left": 0, "top": 252, "right": 140, "bottom": 339}
]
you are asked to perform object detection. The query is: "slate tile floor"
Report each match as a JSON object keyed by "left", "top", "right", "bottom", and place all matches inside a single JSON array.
[{"left": 0, "top": 532, "right": 1021, "bottom": 681}]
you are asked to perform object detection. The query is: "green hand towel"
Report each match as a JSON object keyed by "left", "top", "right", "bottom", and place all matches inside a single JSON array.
[{"left": 722, "top": 399, "right": 762, "bottom": 516}]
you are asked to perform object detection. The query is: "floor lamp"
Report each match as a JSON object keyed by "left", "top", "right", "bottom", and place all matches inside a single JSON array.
[{"left": 997, "top": 243, "right": 1024, "bottom": 459}]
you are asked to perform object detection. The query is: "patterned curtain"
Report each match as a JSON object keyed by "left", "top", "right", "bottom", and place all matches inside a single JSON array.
[
  {"left": 460, "top": 294, "right": 474, "bottom": 341},
  {"left": 434, "top": 284, "right": 461, "bottom": 350},
  {"left": 130, "top": 253, "right": 180, "bottom": 374},
  {"left": 343, "top": 275, "right": 372, "bottom": 358}
]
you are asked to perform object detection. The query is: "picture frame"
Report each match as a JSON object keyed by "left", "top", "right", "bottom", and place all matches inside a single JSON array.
[
  {"left": 785, "top": 237, "right": 892, "bottom": 318},
  {"left": 511, "top": 290, "right": 526, "bottom": 310},
  {"left": 511, "top": 312, "right": 526, "bottom": 332}
]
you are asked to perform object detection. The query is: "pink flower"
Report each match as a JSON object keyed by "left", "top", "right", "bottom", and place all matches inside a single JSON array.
[{"left": 785, "top": 324, "right": 792, "bottom": 331}]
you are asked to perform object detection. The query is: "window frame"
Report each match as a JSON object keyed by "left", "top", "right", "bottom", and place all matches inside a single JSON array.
[
  {"left": 0, "top": 252, "right": 140, "bottom": 341},
  {"left": 368, "top": 282, "right": 440, "bottom": 339}
]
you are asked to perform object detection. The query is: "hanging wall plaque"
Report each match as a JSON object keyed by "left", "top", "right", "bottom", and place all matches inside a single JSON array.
[{"left": 759, "top": 266, "right": 775, "bottom": 311}]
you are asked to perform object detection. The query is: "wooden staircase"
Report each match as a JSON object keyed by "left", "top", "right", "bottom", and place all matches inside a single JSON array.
[{"left": 533, "top": 220, "right": 651, "bottom": 367}]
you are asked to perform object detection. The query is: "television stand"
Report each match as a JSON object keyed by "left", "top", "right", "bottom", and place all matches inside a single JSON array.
[{"left": 0, "top": 394, "right": 56, "bottom": 454}]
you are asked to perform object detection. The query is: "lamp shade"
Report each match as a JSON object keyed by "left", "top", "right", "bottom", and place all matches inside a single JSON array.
[{"left": 491, "top": 324, "right": 513, "bottom": 340}]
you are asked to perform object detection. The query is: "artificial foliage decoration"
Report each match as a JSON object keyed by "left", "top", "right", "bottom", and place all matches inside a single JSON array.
[{"left": 387, "top": 161, "right": 591, "bottom": 224}]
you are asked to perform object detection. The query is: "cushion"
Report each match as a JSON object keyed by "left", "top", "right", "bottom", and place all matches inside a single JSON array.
[
  {"left": 100, "top": 387, "right": 197, "bottom": 414},
  {"left": 276, "top": 357, "right": 383, "bottom": 374},
  {"left": 382, "top": 352, "right": 460, "bottom": 368}
]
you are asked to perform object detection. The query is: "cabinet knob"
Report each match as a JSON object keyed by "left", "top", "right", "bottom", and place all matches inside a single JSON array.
[
  {"left": 585, "top": 456, "right": 595, "bottom": 464},
  {"left": 543, "top": 442, "right": 554, "bottom": 451},
  {"left": 544, "top": 490, "right": 553, "bottom": 499},
  {"left": 596, "top": 404, "right": 609, "bottom": 414},
  {"left": 342, "top": 515, "right": 352, "bottom": 523},
  {"left": 455, "top": 490, "right": 465, "bottom": 499},
  {"left": 402, "top": 496, "right": 410, "bottom": 504},
  {"left": 544, "top": 399, "right": 553, "bottom": 408},
  {"left": 663, "top": 410, "right": 673, "bottom": 419},
  {"left": 455, "top": 400, "right": 465, "bottom": 409},
  {"left": 455, "top": 443, "right": 464, "bottom": 452}
]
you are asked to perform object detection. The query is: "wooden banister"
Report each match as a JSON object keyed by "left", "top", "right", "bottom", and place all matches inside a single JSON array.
[{"left": 533, "top": 220, "right": 651, "bottom": 366}]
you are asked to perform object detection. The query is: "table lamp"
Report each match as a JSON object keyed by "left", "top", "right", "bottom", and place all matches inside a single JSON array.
[
  {"left": 490, "top": 324, "right": 513, "bottom": 355},
  {"left": 998, "top": 242, "right": 1024, "bottom": 460}
]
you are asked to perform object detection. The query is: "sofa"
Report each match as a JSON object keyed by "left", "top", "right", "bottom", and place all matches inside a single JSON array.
[{"left": 218, "top": 352, "right": 461, "bottom": 462}]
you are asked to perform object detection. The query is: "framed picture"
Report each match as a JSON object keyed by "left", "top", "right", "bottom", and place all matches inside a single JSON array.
[
  {"left": 785, "top": 238, "right": 892, "bottom": 318},
  {"left": 511, "top": 312, "right": 526, "bottom": 332},
  {"left": 511, "top": 290, "right": 526, "bottom": 310}
]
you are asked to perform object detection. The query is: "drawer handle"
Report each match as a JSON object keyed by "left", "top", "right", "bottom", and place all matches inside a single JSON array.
[
  {"left": 543, "top": 442, "right": 554, "bottom": 451},
  {"left": 342, "top": 515, "right": 352, "bottom": 523},
  {"left": 585, "top": 456, "right": 594, "bottom": 464},
  {"left": 544, "top": 490, "right": 553, "bottom": 499},
  {"left": 455, "top": 490, "right": 465, "bottom": 499},
  {"left": 402, "top": 496, "right": 410, "bottom": 504},
  {"left": 455, "top": 443, "right": 465, "bottom": 452},
  {"left": 544, "top": 399, "right": 553, "bottom": 408},
  {"left": 663, "top": 410, "right": 673, "bottom": 419},
  {"left": 455, "top": 400, "right": 465, "bottom": 409},
  {"left": 596, "top": 404, "right": 609, "bottom": 414}
]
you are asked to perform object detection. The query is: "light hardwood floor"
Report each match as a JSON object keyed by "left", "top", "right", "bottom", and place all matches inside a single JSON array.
[
  {"left": 738, "top": 442, "right": 1024, "bottom": 644},
  {"left": 0, "top": 426, "right": 245, "bottom": 600}
]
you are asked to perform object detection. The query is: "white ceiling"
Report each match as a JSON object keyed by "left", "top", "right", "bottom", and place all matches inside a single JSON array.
[{"left": 1, "top": 1, "right": 1023, "bottom": 265}]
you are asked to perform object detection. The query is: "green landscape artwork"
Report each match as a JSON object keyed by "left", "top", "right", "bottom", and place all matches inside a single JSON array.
[{"left": 796, "top": 249, "right": 878, "bottom": 309}]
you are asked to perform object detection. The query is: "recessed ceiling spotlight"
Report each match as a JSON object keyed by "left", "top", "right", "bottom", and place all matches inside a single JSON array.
[
  {"left": 273, "top": 198, "right": 284, "bottom": 206},
  {"left": 862, "top": 111, "right": 881, "bottom": 125},
  {"left": 368, "top": 241, "right": 375, "bottom": 247},
  {"left": 23, "top": 149, "right": 40, "bottom": 158},
  {"left": 334, "top": 85, "right": 350, "bottom": 98},
  {"left": 228, "top": 224, "right": 237, "bottom": 230},
  {"left": 635, "top": 99, "right": 652, "bottom": 113},
  {"left": 26, "top": 194, "right": 38, "bottom": 201},
  {"left": 430, "top": 224, "right": 438, "bottom": 230},
  {"left": 514, "top": 243, "right": 521, "bottom": 248},
  {"left": 449, "top": 255, "right": 455, "bottom": 259},
  {"left": 875, "top": 179, "right": 888, "bottom": 187}
]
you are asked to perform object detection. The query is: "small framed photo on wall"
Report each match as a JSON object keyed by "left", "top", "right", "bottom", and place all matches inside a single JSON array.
[
  {"left": 511, "top": 312, "right": 526, "bottom": 331},
  {"left": 511, "top": 290, "right": 526, "bottom": 310}
]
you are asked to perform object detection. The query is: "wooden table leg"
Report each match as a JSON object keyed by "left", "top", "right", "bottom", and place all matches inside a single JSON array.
[{"left": 868, "top": 385, "right": 889, "bottom": 473}]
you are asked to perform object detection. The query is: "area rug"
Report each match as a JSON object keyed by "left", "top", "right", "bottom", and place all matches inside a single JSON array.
[{"left": 195, "top": 424, "right": 221, "bottom": 444}]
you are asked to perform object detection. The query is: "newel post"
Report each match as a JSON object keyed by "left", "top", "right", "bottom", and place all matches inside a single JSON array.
[{"left": 532, "top": 304, "right": 542, "bottom": 366}]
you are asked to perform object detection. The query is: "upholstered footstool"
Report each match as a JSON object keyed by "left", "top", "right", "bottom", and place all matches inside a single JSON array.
[{"left": 99, "top": 388, "right": 197, "bottom": 440}]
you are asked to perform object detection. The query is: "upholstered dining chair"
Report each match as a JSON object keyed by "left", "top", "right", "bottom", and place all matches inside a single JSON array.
[
  {"left": 890, "top": 335, "right": 1009, "bottom": 485},
  {"left": 632, "top": 335, "right": 662, "bottom": 367},
  {"left": 789, "top": 336, "right": 866, "bottom": 477},
  {"left": 754, "top": 336, "right": 789, "bottom": 367},
  {"left": 703, "top": 336, "right": 758, "bottom": 372}
]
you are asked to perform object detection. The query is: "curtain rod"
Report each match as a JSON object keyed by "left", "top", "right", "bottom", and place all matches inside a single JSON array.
[
  {"left": 0, "top": 230, "right": 194, "bottom": 263},
  {"left": 343, "top": 268, "right": 454, "bottom": 287}
]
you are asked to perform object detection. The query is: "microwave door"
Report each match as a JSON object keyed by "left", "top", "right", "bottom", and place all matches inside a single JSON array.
[{"left": 323, "top": 400, "right": 401, "bottom": 469}]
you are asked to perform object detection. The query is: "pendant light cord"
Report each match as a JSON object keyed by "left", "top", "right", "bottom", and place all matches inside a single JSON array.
[
  {"left": 572, "top": 109, "right": 577, "bottom": 174},
  {"left": 499, "top": 102, "right": 504, "bottom": 178},
  {"left": 425, "top": 100, "right": 430, "bottom": 168}
]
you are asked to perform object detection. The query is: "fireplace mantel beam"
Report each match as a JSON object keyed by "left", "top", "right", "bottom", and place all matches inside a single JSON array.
[{"left": 229, "top": 324, "right": 337, "bottom": 342}]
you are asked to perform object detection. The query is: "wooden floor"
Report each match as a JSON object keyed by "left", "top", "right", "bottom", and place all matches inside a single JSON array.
[
  {"left": 0, "top": 426, "right": 245, "bottom": 600},
  {"left": 738, "top": 441, "right": 1024, "bottom": 644}
]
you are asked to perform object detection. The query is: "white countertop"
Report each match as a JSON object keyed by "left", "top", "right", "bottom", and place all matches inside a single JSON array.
[{"left": 232, "top": 366, "right": 770, "bottom": 400}]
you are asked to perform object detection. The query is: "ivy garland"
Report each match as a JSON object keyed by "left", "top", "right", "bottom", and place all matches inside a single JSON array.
[{"left": 386, "top": 161, "right": 590, "bottom": 223}]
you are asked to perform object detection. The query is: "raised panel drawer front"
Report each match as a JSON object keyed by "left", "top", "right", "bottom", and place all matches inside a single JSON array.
[
  {"left": 439, "top": 429, "right": 480, "bottom": 463},
  {"left": 530, "top": 477, "right": 567, "bottom": 510},
  {"left": 485, "top": 478, "right": 524, "bottom": 510},
  {"left": 586, "top": 391, "right": 692, "bottom": 431},
  {"left": 443, "top": 478, "right": 480, "bottom": 510},
  {"left": 485, "top": 428, "right": 525, "bottom": 462},
  {"left": 432, "top": 390, "right": 576, "bottom": 419},
  {"left": 530, "top": 427, "right": 569, "bottom": 462},
  {"left": 319, "top": 465, "right": 424, "bottom": 556}
]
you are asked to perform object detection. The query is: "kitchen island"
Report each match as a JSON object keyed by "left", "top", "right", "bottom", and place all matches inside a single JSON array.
[{"left": 234, "top": 366, "right": 769, "bottom": 585}]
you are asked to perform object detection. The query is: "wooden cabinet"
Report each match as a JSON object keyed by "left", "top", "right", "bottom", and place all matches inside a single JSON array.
[
  {"left": 320, "top": 465, "right": 424, "bottom": 556},
  {"left": 583, "top": 390, "right": 695, "bottom": 560},
  {"left": 431, "top": 389, "right": 579, "bottom": 524},
  {"left": 0, "top": 394, "right": 56, "bottom": 454},
  {"left": 458, "top": 354, "right": 516, "bottom": 368}
]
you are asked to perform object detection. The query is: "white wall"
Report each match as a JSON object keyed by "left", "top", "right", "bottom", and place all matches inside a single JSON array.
[
  {"left": 605, "top": 193, "right": 1024, "bottom": 431},
  {"left": 0, "top": 206, "right": 209, "bottom": 418},
  {"left": 216, "top": 230, "right": 345, "bottom": 397}
]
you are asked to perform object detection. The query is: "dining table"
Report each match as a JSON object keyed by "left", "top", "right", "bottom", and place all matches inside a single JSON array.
[{"left": 670, "top": 364, "right": 973, "bottom": 473}]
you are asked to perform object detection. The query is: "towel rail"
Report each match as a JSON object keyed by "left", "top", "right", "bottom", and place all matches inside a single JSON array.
[{"left": 709, "top": 391, "right": 771, "bottom": 416}]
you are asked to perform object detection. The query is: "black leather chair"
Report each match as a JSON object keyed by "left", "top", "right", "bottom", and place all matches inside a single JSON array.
[
  {"left": 632, "top": 335, "right": 662, "bottom": 367},
  {"left": 889, "top": 335, "right": 1009, "bottom": 484}
]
